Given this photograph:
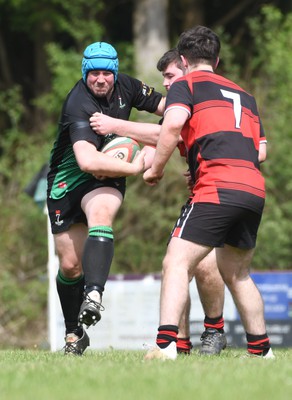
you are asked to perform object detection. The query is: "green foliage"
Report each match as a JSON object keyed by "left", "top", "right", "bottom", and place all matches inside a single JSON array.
[
  {"left": 115, "top": 42, "right": 135, "bottom": 76},
  {"left": 246, "top": 6, "right": 292, "bottom": 268},
  {"left": 52, "top": 0, "right": 104, "bottom": 44},
  {"left": 0, "top": 85, "right": 49, "bottom": 348},
  {"left": 35, "top": 43, "right": 82, "bottom": 118},
  {"left": 0, "top": 0, "right": 104, "bottom": 41},
  {"left": 0, "top": 85, "right": 24, "bottom": 128},
  {"left": 214, "top": 28, "right": 241, "bottom": 83},
  {"left": 0, "top": 270, "right": 47, "bottom": 344}
]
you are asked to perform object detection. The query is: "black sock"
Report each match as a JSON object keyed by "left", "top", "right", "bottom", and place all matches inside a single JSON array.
[
  {"left": 204, "top": 314, "right": 224, "bottom": 333},
  {"left": 246, "top": 332, "right": 270, "bottom": 355},
  {"left": 82, "top": 226, "right": 114, "bottom": 295},
  {"left": 156, "top": 325, "right": 178, "bottom": 349},
  {"left": 56, "top": 270, "right": 84, "bottom": 335}
]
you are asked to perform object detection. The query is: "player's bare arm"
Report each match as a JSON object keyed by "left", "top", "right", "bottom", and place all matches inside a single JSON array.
[
  {"left": 143, "top": 108, "right": 188, "bottom": 185},
  {"left": 73, "top": 140, "right": 145, "bottom": 177},
  {"left": 89, "top": 112, "right": 160, "bottom": 146},
  {"left": 154, "top": 96, "right": 166, "bottom": 116},
  {"left": 259, "top": 142, "right": 267, "bottom": 163}
]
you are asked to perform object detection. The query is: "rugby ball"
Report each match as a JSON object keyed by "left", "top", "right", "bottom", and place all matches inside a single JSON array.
[{"left": 101, "top": 137, "right": 140, "bottom": 163}]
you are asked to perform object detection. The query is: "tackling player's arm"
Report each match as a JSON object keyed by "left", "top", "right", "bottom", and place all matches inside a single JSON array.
[
  {"left": 154, "top": 96, "right": 166, "bottom": 116},
  {"left": 143, "top": 108, "right": 188, "bottom": 185},
  {"left": 259, "top": 142, "right": 267, "bottom": 163},
  {"left": 89, "top": 96, "right": 165, "bottom": 146},
  {"left": 89, "top": 113, "right": 161, "bottom": 145}
]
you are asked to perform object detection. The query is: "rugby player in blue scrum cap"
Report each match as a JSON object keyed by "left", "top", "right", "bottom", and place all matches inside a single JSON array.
[{"left": 47, "top": 41, "right": 165, "bottom": 355}]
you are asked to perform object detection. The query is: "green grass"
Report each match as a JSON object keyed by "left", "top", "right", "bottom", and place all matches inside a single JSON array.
[{"left": 0, "top": 348, "right": 291, "bottom": 400}]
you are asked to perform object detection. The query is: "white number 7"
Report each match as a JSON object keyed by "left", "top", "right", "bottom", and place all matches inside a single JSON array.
[{"left": 220, "top": 89, "right": 242, "bottom": 129}]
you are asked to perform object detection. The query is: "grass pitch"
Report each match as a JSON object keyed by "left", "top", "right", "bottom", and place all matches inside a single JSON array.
[{"left": 0, "top": 347, "right": 291, "bottom": 400}]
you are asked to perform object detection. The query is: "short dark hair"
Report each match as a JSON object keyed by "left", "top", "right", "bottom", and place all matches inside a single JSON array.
[
  {"left": 177, "top": 26, "right": 220, "bottom": 68},
  {"left": 156, "top": 48, "right": 184, "bottom": 72}
]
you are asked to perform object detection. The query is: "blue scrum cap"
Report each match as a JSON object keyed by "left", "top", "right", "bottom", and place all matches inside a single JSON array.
[{"left": 81, "top": 42, "right": 119, "bottom": 82}]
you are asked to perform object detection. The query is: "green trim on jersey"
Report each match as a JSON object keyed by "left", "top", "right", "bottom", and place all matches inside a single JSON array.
[{"left": 49, "top": 145, "right": 93, "bottom": 199}]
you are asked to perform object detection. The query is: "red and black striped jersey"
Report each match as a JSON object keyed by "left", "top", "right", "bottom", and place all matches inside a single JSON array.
[{"left": 165, "top": 70, "right": 266, "bottom": 213}]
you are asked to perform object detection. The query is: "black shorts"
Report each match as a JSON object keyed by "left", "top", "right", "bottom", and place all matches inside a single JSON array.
[
  {"left": 170, "top": 202, "right": 263, "bottom": 249},
  {"left": 47, "top": 177, "right": 126, "bottom": 234}
]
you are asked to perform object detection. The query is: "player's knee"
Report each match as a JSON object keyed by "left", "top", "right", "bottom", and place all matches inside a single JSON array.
[
  {"left": 59, "top": 259, "right": 82, "bottom": 279},
  {"left": 194, "top": 263, "right": 206, "bottom": 281}
]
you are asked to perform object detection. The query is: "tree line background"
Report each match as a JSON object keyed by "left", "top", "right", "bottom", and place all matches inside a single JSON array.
[{"left": 1, "top": 0, "right": 292, "bottom": 347}]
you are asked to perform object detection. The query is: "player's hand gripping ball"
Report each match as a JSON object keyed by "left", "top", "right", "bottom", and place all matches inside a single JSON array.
[{"left": 101, "top": 137, "right": 140, "bottom": 162}]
